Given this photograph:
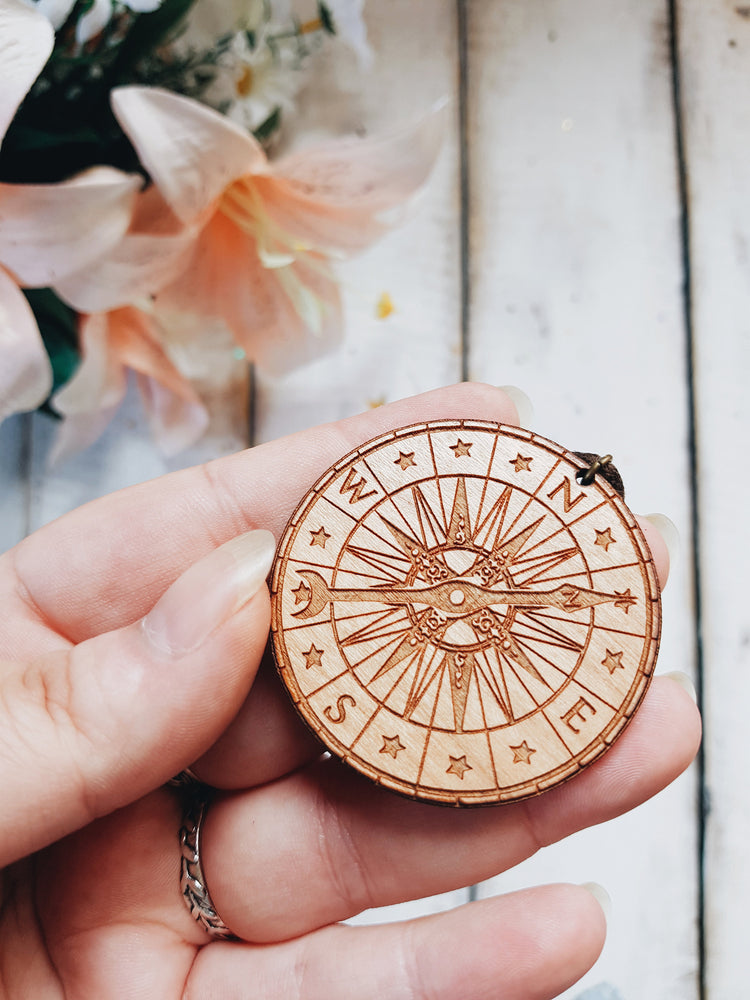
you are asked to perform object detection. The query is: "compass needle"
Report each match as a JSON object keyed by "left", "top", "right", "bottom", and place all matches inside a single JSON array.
[
  {"left": 446, "top": 477, "right": 472, "bottom": 546},
  {"left": 272, "top": 421, "right": 661, "bottom": 806}
]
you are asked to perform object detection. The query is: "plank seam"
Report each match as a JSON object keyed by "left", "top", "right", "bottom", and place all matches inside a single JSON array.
[
  {"left": 247, "top": 361, "right": 257, "bottom": 449},
  {"left": 457, "top": 0, "right": 476, "bottom": 903},
  {"left": 457, "top": 0, "right": 470, "bottom": 384},
  {"left": 668, "top": 2, "right": 706, "bottom": 998},
  {"left": 21, "top": 414, "right": 33, "bottom": 540}
]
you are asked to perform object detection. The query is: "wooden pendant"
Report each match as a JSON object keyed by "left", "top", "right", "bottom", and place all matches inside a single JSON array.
[{"left": 270, "top": 421, "right": 661, "bottom": 806}]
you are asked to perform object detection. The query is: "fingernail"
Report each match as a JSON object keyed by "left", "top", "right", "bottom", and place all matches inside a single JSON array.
[
  {"left": 579, "top": 882, "right": 612, "bottom": 924},
  {"left": 498, "top": 385, "right": 534, "bottom": 428},
  {"left": 143, "top": 529, "right": 276, "bottom": 657},
  {"left": 642, "top": 513, "right": 680, "bottom": 568},
  {"left": 663, "top": 670, "right": 698, "bottom": 704}
]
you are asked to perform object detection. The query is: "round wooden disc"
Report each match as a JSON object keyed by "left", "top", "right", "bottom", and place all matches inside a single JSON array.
[{"left": 270, "top": 421, "right": 661, "bottom": 806}]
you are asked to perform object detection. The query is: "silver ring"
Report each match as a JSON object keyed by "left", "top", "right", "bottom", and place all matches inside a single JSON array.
[
  {"left": 179, "top": 793, "right": 236, "bottom": 940},
  {"left": 168, "top": 767, "right": 202, "bottom": 789}
]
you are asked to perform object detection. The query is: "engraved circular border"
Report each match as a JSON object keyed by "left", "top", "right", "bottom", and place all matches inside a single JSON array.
[{"left": 270, "top": 420, "right": 662, "bottom": 807}]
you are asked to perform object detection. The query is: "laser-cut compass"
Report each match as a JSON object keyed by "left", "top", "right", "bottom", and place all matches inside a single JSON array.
[{"left": 270, "top": 421, "right": 661, "bottom": 806}]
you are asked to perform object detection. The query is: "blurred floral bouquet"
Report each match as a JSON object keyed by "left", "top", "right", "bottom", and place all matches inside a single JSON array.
[{"left": 0, "top": 0, "right": 441, "bottom": 458}]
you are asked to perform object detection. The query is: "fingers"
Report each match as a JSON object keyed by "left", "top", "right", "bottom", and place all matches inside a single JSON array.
[
  {"left": 186, "top": 885, "right": 606, "bottom": 1000},
  {"left": 0, "top": 530, "right": 274, "bottom": 867},
  {"left": 5, "top": 383, "right": 518, "bottom": 645},
  {"left": 202, "top": 675, "right": 700, "bottom": 942},
  {"left": 192, "top": 654, "right": 323, "bottom": 788},
  {"left": 636, "top": 514, "right": 670, "bottom": 585}
]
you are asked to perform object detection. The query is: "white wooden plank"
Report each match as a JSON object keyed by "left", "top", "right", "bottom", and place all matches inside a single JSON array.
[
  {"left": 677, "top": 3, "right": 750, "bottom": 995},
  {"left": 254, "top": 0, "right": 464, "bottom": 443},
  {"left": 0, "top": 414, "right": 29, "bottom": 551},
  {"left": 465, "top": 3, "right": 699, "bottom": 997}
]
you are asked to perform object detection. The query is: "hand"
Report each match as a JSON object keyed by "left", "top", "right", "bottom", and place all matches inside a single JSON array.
[{"left": 0, "top": 384, "right": 700, "bottom": 1000}]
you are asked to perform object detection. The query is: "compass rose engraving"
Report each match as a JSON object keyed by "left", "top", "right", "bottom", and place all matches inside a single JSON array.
[{"left": 271, "top": 421, "right": 661, "bottom": 806}]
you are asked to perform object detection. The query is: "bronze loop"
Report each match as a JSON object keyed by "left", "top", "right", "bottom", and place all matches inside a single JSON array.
[{"left": 579, "top": 454, "right": 613, "bottom": 486}]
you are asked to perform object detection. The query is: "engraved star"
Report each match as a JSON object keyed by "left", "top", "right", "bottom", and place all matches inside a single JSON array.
[
  {"left": 292, "top": 582, "right": 311, "bottom": 605},
  {"left": 451, "top": 439, "right": 472, "bottom": 457},
  {"left": 310, "top": 526, "right": 331, "bottom": 548},
  {"left": 595, "top": 527, "right": 616, "bottom": 551},
  {"left": 446, "top": 754, "right": 472, "bottom": 779},
  {"left": 614, "top": 589, "right": 637, "bottom": 613},
  {"left": 395, "top": 451, "right": 416, "bottom": 470},
  {"left": 510, "top": 741, "right": 536, "bottom": 764},
  {"left": 303, "top": 644, "right": 324, "bottom": 669},
  {"left": 601, "top": 649, "right": 624, "bottom": 674},
  {"left": 511, "top": 453, "right": 533, "bottom": 472},
  {"left": 380, "top": 734, "right": 406, "bottom": 759}
]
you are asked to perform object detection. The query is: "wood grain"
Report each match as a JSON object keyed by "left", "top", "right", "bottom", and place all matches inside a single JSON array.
[
  {"left": 678, "top": 1, "right": 750, "bottom": 993},
  {"left": 462, "top": 2, "right": 700, "bottom": 996},
  {"left": 271, "top": 421, "right": 660, "bottom": 805}
]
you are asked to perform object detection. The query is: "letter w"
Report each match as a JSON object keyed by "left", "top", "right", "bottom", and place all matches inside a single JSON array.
[{"left": 339, "top": 467, "right": 377, "bottom": 504}]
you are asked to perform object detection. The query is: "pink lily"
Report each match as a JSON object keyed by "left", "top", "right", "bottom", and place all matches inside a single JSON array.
[
  {"left": 0, "top": 0, "right": 140, "bottom": 423},
  {"left": 57, "top": 85, "right": 444, "bottom": 375},
  {"left": 51, "top": 306, "right": 209, "bottom": 462}
]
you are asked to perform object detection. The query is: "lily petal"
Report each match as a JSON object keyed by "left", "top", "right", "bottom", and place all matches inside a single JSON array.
[
  {"left": 52, "top": 312, "right": 126, "bottom": 421},
  {"left": 111, "top": 87, "right": 266, "bottom": 225},
  {"left": 257, "top": 104, "right": 446, "bottom": 252},
  {"left": 50, "top": 310, "right": 141, "bottom": 463},
  {"left": 55, "top": 189, "right": 201, "bottom": 313},
  {"left": 108, "top": 306, "right": 204, "bottom": 401},
  {"left": 136, "top": 374, "right": 209, "bottom": 456},
  {"left": 0, "top": 0, "right": 54, "bottom": 142},
  {"left": 0, "top": 167, "right": 140, "bottom": 287},
  {"left": 0, "top": 265, "right": 52, "bottom": 420},
  {"left": 157, "top": 213, "right": 342, "bottom": 374},
  {"left": 117, "top": 307, "right": 209, "bottom": 455},
  {"left": 52, "top": 307, "right": 209, "bottom": 460}
]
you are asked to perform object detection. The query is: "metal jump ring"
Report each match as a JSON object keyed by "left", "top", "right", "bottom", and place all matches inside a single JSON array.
[{"left": 578, "top": 454, "right": 613, "bottom": 486}]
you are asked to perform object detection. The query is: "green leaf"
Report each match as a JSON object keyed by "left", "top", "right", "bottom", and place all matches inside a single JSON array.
[
  {"left": 318, "top": 2, "right": 336, "bottom": 34},
  {"left": 4, "top": 122, "right": 104, "bottom": 155},
  {"left": 23, "top": 289, "right": 80, "bottom": 402},
  {"left": 253, "top": 106, "right": 282, "bottom": 142},
  {"left": 111, "top": 0, "right": 200, "bottom": 80}
]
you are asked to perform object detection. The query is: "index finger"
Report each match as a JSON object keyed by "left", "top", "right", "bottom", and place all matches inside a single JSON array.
[{"left": 3, "top": 383, "right": 519, "bottom": 646}]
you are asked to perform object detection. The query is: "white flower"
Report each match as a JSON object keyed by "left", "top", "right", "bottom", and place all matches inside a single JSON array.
[
  {"left": 226, "top": 36, "right": 305, "bottom": 131},
  {"left": 76, "top": 0, "right": 164, "bottom": 44},
  {"left": 321, "top": 0, "right": 372, "bottom": 69},
  {"left": 178, "top": 0, "right": 267, "bottom": 51}
]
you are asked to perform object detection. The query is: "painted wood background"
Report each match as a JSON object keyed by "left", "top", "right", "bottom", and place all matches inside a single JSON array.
[{"left": 3, "top": 0, "right": 748, "bottom": 996}]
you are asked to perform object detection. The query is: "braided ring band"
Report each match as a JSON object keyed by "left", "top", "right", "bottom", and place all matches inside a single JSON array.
[{"left": 179, "top": 793, "right": 236, "bottom": 940}]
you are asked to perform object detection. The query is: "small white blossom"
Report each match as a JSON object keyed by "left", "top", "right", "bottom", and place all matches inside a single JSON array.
[
  {"left": 178, "top": 0, "right": 267, "bottom": 51},
  {"left": 202, "top": 32, "right": 305, "bottom": 132},
  {"left": 322, "top": 0, "right": 372, "bottom": 69},
  {"left": 76, "top": 0, "right": 164, "bottom": 44}
]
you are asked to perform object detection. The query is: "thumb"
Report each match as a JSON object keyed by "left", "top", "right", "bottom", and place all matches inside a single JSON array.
[{"left": 0, "top": 528, "right": 275, "bottom": 867}]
